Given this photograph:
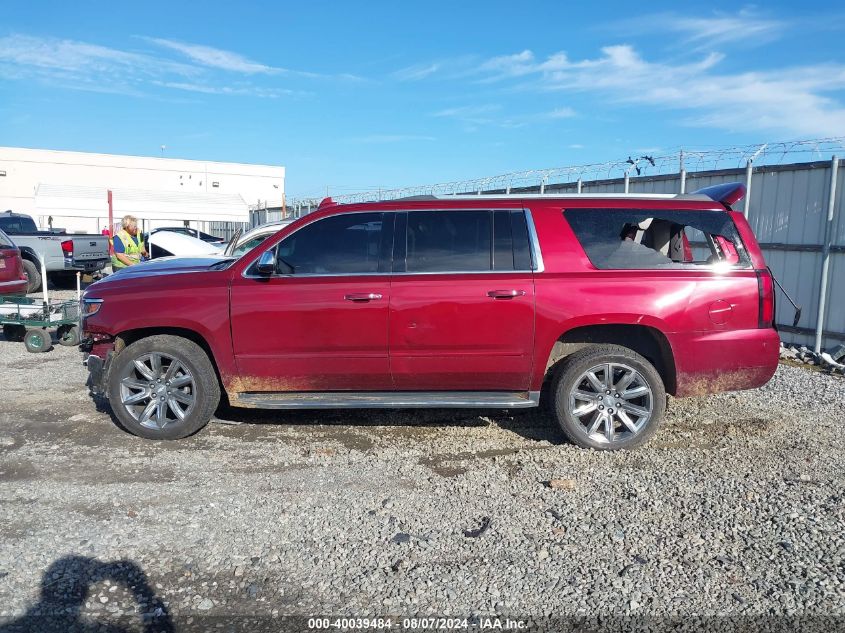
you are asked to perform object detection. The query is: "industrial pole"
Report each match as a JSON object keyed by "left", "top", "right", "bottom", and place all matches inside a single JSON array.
[{"left": 814, "top": 156, "right": 840, "bottom": 353}]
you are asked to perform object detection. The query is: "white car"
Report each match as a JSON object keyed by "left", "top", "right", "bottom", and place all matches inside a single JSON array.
[
  {"left": 147, "top": 230, "right": 223, "bottom": 259},
  {"left": 223, "top": 219, "right": 295, "bottom": 258}
]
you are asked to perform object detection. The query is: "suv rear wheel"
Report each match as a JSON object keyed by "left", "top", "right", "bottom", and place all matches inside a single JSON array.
[
  {"left": 107, "top": 335, "right": 220, "bottom": 440},
  {"left": 552, "top": 344, "right": 665, "bottom": 450}
]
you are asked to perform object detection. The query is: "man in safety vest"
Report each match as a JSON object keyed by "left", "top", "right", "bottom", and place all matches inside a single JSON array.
[{"left": 111, "top": 215, "right": 149, "bottom": 269}]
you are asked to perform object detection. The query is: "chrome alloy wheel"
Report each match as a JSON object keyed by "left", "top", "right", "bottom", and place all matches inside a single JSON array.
[
  {"left": 568, "top": 362, "right": 653, "bottom": 445},
  {"left": 118, "top": 352, "right": 196, "bottom": 430}
]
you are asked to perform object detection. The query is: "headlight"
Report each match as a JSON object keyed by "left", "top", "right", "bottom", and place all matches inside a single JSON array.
[{"left": 82, "top": 298, "right": 104, "bottom": 318}]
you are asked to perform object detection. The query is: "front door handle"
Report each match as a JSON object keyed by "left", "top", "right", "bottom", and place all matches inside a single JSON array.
[
  {"left": 344, "top": 293, "right": 383, "bottom": 302},
  {"left": 487, "top": 289, "right": 526, "bottom": 299}
]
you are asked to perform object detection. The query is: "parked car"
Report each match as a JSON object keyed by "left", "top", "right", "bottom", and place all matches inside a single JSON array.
[
  {"left": 80, "top": 183, "right": 780, "bottom": 449},
  {"left": 223, "top": 219, "right": 294, "bottom": 257},
  {"left": 144, "top": 230, "right": 223, "bottom": 260},
  {"left": 0, "top": 210, "right": 109, "bottom": 293},
  {"left": 149, "top": 227, "right": 225, "bottom": 244},
  {"left": 0, "top": 228, "right": 28, "bottom": 296}
]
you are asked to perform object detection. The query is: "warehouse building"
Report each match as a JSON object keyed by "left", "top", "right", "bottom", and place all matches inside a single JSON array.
[{"left": 0, "top": 147, "right": 285, "bottom": 237}]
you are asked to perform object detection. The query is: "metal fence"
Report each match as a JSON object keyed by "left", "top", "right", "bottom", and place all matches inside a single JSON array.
[
  {"left": 261, "top": 137, "right": 845, "bottom": 353},
  {"left": 208, "top": 220, "right": 249, "bottom": 241}
]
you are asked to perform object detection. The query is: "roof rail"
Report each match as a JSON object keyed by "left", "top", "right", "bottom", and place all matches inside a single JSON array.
[{"left": 423, "top": 192, "right": 711, "bottom": 201}]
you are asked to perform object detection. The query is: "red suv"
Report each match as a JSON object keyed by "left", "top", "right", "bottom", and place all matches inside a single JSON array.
[
  {"left": 0, "top": 228, "right": 28, "bottom": 297},
  {"left": 81, "top": 183, "right": 779, "bottom": 449}
]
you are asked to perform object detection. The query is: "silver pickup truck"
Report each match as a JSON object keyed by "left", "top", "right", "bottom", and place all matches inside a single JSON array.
[{"left": 0, "top": 210, "right": 110, "bottom": 293}]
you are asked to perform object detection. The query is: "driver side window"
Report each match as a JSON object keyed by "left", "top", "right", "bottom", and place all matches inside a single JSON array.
[{"left": 272, "top": 212, "right": 386, "bottom": 275}]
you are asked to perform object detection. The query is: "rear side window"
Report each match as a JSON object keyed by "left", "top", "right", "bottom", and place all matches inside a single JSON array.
[
  {"left": 399, "top": 210, "right": 533, "bottom": 273},
  {"left": 406, "top": 210, "right": 491, "bottom": 272},
  {"left": 564, "top": 209, "right": 749, "bottom": 270}
]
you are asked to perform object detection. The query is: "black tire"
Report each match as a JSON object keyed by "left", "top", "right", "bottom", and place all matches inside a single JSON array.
[
  {"left": 57, "top": 324, "right": 80, "bottom": 346},
  {"left": 3, "top": 324, "right": 26, "bottom": 342},
  {"left": 22, "top": 259, "right": 41, "bottom": 294},
  {"left": 24, "top": 328, "right": 52, "bottom": 353},
  {"left": 107, "top": 334, "right": 220, "bottom": 440},
  {"left": 551, "top": 344, "right": 665, "bottom": 450}
]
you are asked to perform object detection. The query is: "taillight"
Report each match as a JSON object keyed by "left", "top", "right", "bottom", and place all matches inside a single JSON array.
[
  {"left": 757, "top": 269, "right": 775, "bottom": 328},
  {"left": 61, "top": 240, "right": 73, "bottom": 258},
  {"left": 16, "top": 254, "right": 26, "bottom": 280}
]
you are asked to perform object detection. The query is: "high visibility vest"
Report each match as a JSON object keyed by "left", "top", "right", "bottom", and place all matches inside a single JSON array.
[{"left": 111, "top": 230, "right": 144, "bottom": 269}]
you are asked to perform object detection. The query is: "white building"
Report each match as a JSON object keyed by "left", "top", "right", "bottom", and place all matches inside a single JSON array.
[{"left": 0, "top": 147, "right": 285, "bottom": 235}]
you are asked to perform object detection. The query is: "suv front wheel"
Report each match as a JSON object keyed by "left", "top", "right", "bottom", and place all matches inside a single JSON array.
[
  {"left": 552, "top": 344, "right": 665, "bottom": 450},
  {"left": 107, "top": 334, "right": 220, "bottom": 440}
]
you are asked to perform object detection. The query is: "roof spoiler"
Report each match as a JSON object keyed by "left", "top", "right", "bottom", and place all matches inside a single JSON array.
[{"left": 692, "top": 182, "right": 746, "bottom": 207}]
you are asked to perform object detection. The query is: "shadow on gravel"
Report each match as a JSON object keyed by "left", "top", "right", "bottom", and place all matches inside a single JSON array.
[
  {"left": 212, "top": 404, "right": 564, "bottom": 445},
  {"left": 0, "top": 555, "right": 173, "bottom": 633},
  {"left": 82, "top": 373, "right": 565, "bottom": 446}
]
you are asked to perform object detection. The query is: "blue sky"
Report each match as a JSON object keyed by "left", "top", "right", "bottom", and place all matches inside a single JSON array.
[{"left": 1, "top": 1, "right": 844, "bottom": 199}]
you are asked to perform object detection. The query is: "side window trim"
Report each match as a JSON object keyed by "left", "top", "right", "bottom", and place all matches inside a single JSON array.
[
  {"left": 523, "top": 209, "right": 545, "bottom": 273},
  {"left": 377, "top": 212, "right": 395, "bottom": 273},
  {"left": 243, "top": 208, "right": 542, "bottom": 277},
  {"left": 392, "top": 211, "right": 408, "bottom": 273}
]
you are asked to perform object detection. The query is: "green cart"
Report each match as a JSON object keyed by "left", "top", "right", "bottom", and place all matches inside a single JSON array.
[{"left": 0, "top": 295, "right": 81, "bottom": 353}]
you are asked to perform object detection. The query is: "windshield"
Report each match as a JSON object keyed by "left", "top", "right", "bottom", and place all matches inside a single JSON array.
[
  {"left": 226, "top": 223, "right": 292, "bottom": 257},
  {"left": 232, "top": 234, "right": 273, "bottom": 257}
]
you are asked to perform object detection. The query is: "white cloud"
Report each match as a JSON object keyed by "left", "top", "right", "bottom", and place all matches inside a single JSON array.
[
  {"left": 0, "top": 33, "right": 343, "bottom": 99},
  {"left": 0, "top": 33, "right": 195, "bottom": 79},
  {"left": 393, "top": 62, "right": 440, "bottom": 81},
  {"left": 145, "top": 37, "right": 278, "bottom": 74},
  {"left": 144, "top": 37, "right": 363, "bottom": 81},
  {"left": 432, "top": 103, "right": 575, "bottom": 128},
  {"left": 433, "top": 104, "right": 501, "bottom": 118},
  {"left": 152, "top": 81, "right": 301, "bottom": 98},
  {"left": 472, "top": 45, "right": 845, "bottom": 137},
  {"left": 546, "top": 107, "right": 576, "bottom": 119},
  {"left": 610, "top": 9, "right": 785, "bottom": 49}
]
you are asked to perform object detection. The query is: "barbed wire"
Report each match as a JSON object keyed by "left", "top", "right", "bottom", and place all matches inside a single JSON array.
[{"left": 279, "top": 136, "right": 845, "bottom": 210}]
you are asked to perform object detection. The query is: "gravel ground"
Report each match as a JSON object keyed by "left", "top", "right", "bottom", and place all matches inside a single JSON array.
[{"left": 1, "top": 292, "right": 844, "bottom": 631}]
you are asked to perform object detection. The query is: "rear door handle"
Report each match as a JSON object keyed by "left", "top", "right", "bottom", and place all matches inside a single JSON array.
[
  {"left": 344, "top": 293, "right": 383, "bottom": 302},
  {"left": 487, "top": 289, "right": 526, "bottom": 299}
]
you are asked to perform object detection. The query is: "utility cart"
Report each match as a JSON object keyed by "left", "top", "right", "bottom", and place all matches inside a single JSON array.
[
  {"left": 0, "top": 295, "right": 81, "bottom": 352},
  {"left": 0, "top": 259, "right": 82, "bottom": 353}
]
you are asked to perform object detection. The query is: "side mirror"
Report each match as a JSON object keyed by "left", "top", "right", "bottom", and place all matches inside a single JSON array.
[{"left": 256, "top": 250, "right": 276, "bottom": 276}]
